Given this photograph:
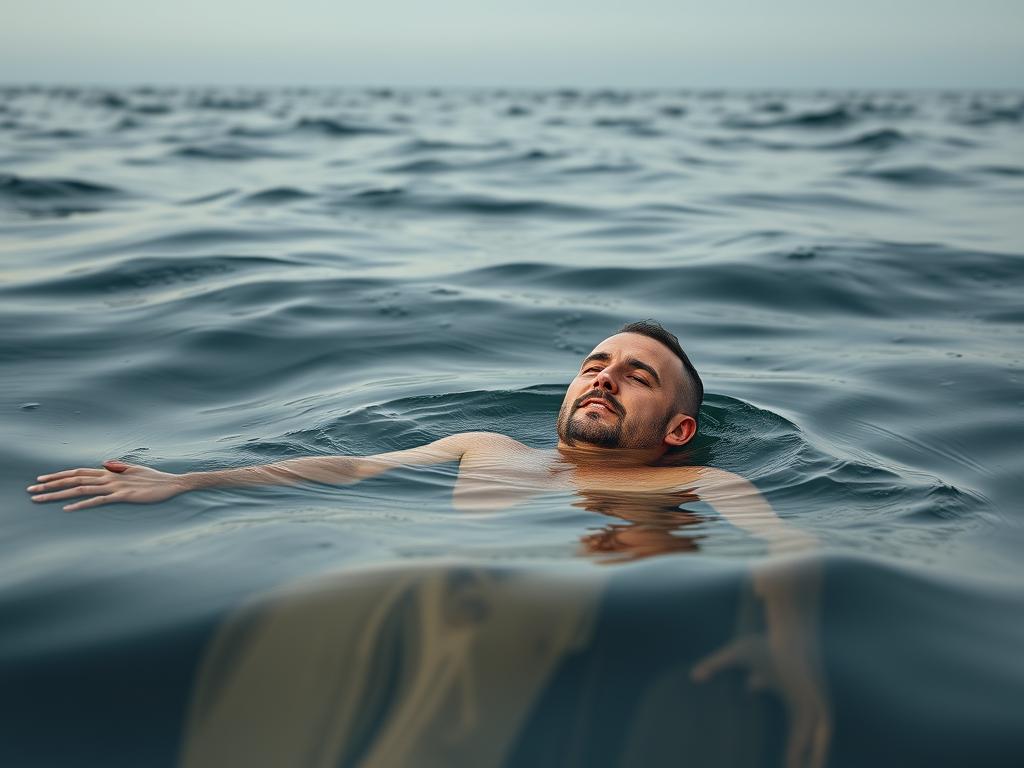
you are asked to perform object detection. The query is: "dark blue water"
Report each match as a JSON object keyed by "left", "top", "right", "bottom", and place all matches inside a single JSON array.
[{"left": 2, "top": 87, "right": 1023, "bottom": 767}]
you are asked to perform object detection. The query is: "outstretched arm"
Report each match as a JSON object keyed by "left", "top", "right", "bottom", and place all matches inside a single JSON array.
[{"left": 27, "top": 433, "right": 482, "bottom": 511}]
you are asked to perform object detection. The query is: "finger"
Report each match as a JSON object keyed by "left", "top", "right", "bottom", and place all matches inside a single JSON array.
[
  {"left": 28, "top": 475, "right": 109, "bottom": 493},
  {"left": 64, "top": 494, "right": 120, "bottom": 512},
  {"left": 32, "top": 485, "right": 112, "bottom": 503},
  {"left": 787, "top": 713, "right": 820, "bottom": 768},
  {"left": 103, "top": 460, "right": 130, "bottom": 473},
  {"left": 35, "top": 468, "right": 105, "bottom": 482},
  {"left": 786, "top": 719, "right": 807, "bottom": 768},
  {"left": 691, "top": 640, "right": 745, "bottom": 682},
  {"left": 809, "top": 719, "right": 831, "bottom": 768}
]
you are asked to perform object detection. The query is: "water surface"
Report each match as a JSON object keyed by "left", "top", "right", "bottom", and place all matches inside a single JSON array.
[{"left": 2, "top": 86, "right": 1023, "bottom": 767}]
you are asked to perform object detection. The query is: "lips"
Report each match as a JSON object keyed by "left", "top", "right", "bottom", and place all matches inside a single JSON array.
[{"left": 575, "top": 394, "right": 622, "bottom": 416}]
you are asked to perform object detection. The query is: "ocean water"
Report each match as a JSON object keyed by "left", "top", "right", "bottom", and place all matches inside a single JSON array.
[{"left": 2, "top": 86, "right": 1023, "bottom": 767}]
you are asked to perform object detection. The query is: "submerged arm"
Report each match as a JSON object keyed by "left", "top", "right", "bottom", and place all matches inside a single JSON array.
[
  {"left": 692, "top": 467, "right": 829, "bottom": 768},
  {"left": 27, "top": 433, "right": 485, "bottom": 511},
  {"left": 694, "top": 467, "right": 817, "bottom": 554}
]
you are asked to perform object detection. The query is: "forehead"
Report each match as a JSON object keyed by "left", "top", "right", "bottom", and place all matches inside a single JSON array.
[{"left": 584, "top": 333, "right": 683, "bottom": 375}]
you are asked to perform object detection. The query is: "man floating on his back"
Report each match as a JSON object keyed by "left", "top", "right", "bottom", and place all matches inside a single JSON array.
[
  {"left": 27, "top": 319, "right": 830, "bottom": 766},
  {"left": 28, "top": 320, "right": 796, "bottom": 546}
]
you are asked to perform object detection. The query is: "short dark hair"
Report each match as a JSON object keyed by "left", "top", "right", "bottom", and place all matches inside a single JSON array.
[{"left": 619, "top": 320, "right": 703, "bottom": 429}]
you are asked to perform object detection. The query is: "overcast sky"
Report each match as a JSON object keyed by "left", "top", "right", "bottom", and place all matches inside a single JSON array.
[{"left": 3, "top": 0, "right": 1021, "bottom": 88}]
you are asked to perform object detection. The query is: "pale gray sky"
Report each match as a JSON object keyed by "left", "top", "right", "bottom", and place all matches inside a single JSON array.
[{"left": 2, "top": 0, "right": 1021, "bottom": 88}]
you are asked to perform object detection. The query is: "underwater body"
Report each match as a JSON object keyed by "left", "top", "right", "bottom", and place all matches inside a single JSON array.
[{"left": 2, "top": 86, "right": 1023, "bottom": 766}]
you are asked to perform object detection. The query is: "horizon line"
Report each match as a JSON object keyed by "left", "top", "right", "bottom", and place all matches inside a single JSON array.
[{"left": 2, "top": 81, "right": 1022, "bottom": 93}]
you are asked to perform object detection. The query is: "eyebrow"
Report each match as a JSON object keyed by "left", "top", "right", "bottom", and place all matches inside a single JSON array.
[{"left": 581, "top": 353, "right": 661, "bottom": 385}]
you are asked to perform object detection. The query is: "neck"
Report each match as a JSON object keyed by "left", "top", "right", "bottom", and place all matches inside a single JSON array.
[{"left": 555, "top": 441, "right": 665, "bottom": 468}]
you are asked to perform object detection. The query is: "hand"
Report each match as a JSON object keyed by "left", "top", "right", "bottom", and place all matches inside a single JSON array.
[
  {"left": 693, "top": 561, "right": 829, "bottom": 768},
  {"left": 27, "top": 460, "right": 188, "bottom": 511},
  {"left": 692, "top": 633, "right": 831, "bottom": 768}
]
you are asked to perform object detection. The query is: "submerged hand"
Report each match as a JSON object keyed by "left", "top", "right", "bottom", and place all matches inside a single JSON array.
[
  {"left": 27, "top": 460, "right": 188, "bottom": 511},
  {"left": 692, "top": 633, "right": 831, "bottom": 768}
]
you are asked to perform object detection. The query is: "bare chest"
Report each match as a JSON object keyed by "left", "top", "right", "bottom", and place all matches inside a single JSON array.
[{"left": 451, "top": 447, "right": 701, "bottom": 511}]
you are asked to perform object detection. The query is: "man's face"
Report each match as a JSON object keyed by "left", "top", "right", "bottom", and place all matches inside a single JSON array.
[{"left": 556, "top": 332, "right": 694, "bottom": 451}]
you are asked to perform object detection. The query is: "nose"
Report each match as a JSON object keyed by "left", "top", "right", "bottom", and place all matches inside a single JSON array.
[{"left": 592, "top": 367, "right": 618, "bottom": 394}]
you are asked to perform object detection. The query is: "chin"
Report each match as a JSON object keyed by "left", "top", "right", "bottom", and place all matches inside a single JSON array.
[{"left": 564, "top": 414, "right": 622, "bottom": 448}]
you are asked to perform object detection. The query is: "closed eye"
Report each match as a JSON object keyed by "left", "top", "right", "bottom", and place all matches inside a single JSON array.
[{"left": 630, "top": 375, "right": 650, "bottom": 386}]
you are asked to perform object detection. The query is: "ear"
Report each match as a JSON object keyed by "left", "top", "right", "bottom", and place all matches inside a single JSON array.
[{"left": 663, "top": 414, "right": 697, "bottom": 447}]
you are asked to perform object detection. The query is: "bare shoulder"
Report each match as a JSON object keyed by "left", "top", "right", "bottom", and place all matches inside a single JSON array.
[
  {"left": 368, "top": 431, "right": 528, "bottom": 466},
  {"left": 451, "top": 431, "right": 534, "bottom": 456},
  {"left": 688, "top": 466, "right": 750, "bottom": 489},
  {"left": 610, "top": 464, "right": 750, "bottom": 494},
  {"left": 449, "top": 431, "right": 529, "bottom": 448}
]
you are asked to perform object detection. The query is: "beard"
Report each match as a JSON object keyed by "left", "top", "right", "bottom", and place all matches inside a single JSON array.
[
  {"left": 557, "top": 392, "right": 670, "bottom": 450},
  {"left": 558, "top": 405, "right": 625, "bottom": 447}
]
